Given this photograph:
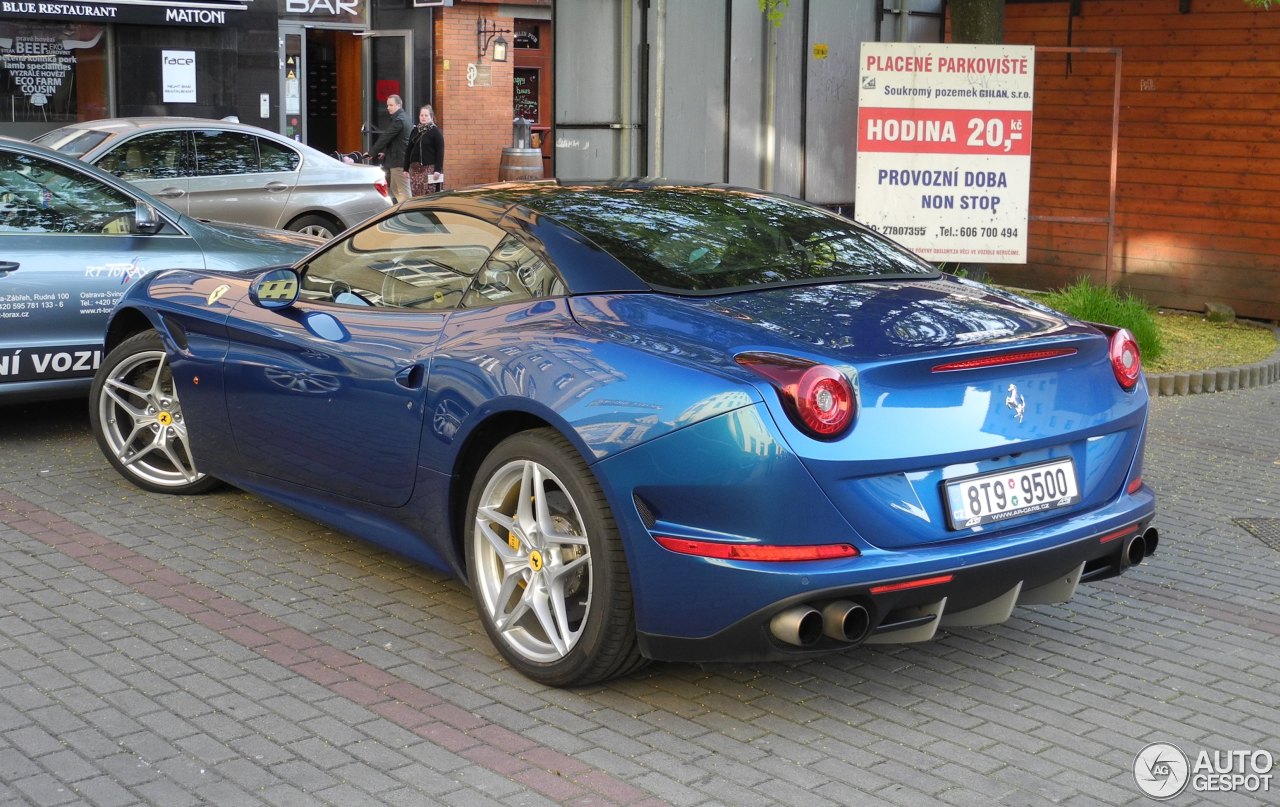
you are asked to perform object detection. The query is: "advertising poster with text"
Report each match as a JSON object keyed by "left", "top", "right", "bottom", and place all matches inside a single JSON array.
[{"left": 855, "top": 42, "right": 1034, "bottom": 264}]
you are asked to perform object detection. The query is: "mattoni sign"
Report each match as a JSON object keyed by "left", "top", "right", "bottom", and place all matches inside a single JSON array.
[{"left": 854, "top": 42, "right": 1035, "bottom": 264}]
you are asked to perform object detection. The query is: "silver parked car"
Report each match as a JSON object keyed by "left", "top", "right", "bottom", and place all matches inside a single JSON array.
[{"left": 34, "top": 117, "right": 391, "bottom": 239}]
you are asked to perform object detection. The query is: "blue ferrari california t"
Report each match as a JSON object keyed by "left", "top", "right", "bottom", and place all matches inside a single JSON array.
[{"left": 90, "top": 181, "right": 1157, "bottom": 687}]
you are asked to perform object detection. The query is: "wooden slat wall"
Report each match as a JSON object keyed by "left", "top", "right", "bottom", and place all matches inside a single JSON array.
[{"left": 983, "top": 0, "right": 1280, "bottom": 322}]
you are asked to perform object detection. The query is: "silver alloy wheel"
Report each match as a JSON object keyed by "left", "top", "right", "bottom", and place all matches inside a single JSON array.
[
  {"left": 96, "top": 348, "right": 204, "bottom": 489},
  {"left": 297, "top": 223, "right": 336, "bottom": 239},
  {"left": 289, "top": 214, "right": 338, "bottom": 240},
  {"left": 472, "top": 458, "right": 592, "bottom": 663}
]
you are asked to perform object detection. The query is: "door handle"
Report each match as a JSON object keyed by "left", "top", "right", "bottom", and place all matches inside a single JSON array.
[
  {"left": 0, "top": 261, "right": 18, "bottom": 276},
  {"left": 395, "top": 364, "right": 425, "bottom": 389},
  {"left": 153, "top": 188, "right": 186, "bottom": 199},
  {"left": 264, "top": 182, "right": 290, "bottom": 193}
]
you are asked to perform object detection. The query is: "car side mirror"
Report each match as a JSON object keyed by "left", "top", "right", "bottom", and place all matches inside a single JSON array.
[
  {"left": 134, "top": 202, "right": 163, "bottom": 234},
  {"left": 249, "top": 267, "right": 301, "bottom": 310}
]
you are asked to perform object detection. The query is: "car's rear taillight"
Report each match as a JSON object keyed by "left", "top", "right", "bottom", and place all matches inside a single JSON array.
[
  {"left": 655, "top": 536, "right": 858, "bottom": 561},
  {"left": 374, "top": 178, "right": 389, "bottom": 199},
  {"left": 736, "top": 352, "right": 857, "bottom": 439},
  {"left": 1108, "top": 328, "right": 1142, "bottom": 390}
]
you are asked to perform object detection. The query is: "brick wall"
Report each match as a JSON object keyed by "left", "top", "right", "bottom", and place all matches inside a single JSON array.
[{"left": 435, "top": 4, "right": 515, "bottom": 190}]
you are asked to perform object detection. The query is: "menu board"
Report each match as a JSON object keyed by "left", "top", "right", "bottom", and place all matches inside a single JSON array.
[{"left": 514, "top": 67, "right": 538, "bottom": 122}]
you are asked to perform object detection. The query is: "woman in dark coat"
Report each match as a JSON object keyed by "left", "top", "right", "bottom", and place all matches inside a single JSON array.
[{"left": 405, "top": 104, "right": 445, "bottom": 196}]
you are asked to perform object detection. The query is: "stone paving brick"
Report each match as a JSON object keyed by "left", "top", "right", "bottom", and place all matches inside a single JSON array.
[
  {"left": 9, "top": 723, "right": 63, "bottom": 758},
  {"left": 1049, "top": 768, "right": 1142, "bottom": 806},
  {"left": 95, "top": 750, "right": 161, "bottom": 789},
  {"left": 431, "top": 791, "right": 511, "bottom": 807},
  {"left": 269, "top": 759, "right": 339, "bottom": 792},
  {"left": 922, "top": 740, "right": 1006, "bottom": 779},
  {"left": 628, "top": 772, "right": 706, "bottom": 807},
  {"left": 692, "top": 756, "right": 773, "bottom": 792},
  {"left": 36, "top": 747, "right": 101, "bottom": 786},
  {"left": 938, "top": 786, "right": 1004, "bottom": 807},
  {"left": 455, "top": 762, "right": 534, "bottom": 799},
  {"left": 12, "top": 772, "right": 80, "bottom": 807},
  {"left": 74, "top": 775, "right": 138, "bottom": 807},
  {"left": 874, "top": 781, "right": 949, "bottom": 807},
  {"left": 766, "top": 776, "right": 852, "bottom": 807},
  {"left": 130, "top": 780, "right": 202, "bottom": 807}
]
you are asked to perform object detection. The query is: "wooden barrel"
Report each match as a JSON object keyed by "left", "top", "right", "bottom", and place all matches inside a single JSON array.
[{"left": 498, "top": 147, "right": 544, "bottom": 181}]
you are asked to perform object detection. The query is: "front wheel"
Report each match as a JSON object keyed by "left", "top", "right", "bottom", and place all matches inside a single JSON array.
[
  {"left": 465, "top": 429, "right": 646, "bottom": 687},
  {"left": 90, "top": 330, "right": 218, "bottom": 495}
]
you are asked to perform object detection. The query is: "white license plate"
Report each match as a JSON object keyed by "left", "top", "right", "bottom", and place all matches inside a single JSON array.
[{"left": 944, "top": 458, "right": 1080, "bottom": 529}]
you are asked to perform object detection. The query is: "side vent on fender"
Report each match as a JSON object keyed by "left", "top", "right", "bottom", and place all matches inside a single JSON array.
[
  {"left": 162, "top": 316, "right": 189, "bottom": 351},
  {"left": 633, "top": 494, "right": 657, "bottom": 529}
]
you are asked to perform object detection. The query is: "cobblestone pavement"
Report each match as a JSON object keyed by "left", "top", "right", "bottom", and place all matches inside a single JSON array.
[{"left": 0, "top": 384, "right": 1277, "bottom": 807}]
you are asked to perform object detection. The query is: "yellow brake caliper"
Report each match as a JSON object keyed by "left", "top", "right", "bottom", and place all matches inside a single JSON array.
[{"left": 510, "top": 531, "right": 529, "bottom": 589}]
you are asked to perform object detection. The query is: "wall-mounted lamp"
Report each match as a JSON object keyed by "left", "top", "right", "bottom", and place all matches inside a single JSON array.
[{"left": 477, "top": 19, "right": 512, "bottom": 63}]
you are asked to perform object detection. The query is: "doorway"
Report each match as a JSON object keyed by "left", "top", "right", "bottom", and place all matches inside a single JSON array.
[
  {"left": 361, "top": 31, "right": 412, "bottom": 156},
  {"left": 279, "top": 25, "right": 363, "bottom": 156},
  {"left": 513, "top": 18, "right": 553, "bottom": 177}
]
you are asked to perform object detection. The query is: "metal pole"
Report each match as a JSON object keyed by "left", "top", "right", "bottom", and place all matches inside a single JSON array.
[
  {"left": 652, "top": 0, "right": 666, "bottom": 177},
  {"left": 619, "top": 0, "right": 632, "bottom": 174},
  {"left": 762, "top": 13, "right": 777, "bottom": 190}
]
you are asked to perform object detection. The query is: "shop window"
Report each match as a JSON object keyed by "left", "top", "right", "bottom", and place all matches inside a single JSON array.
[
  {"left": 514, "top": 22, "right": 540, "bottom": 50},
  {"left": 114, "top": 26, "right": 238, "bottom": 120},
  {"left": 0, "top": 23, "right": 109, "bottom": 126}
]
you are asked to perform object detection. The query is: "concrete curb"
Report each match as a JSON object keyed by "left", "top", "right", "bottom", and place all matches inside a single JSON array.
[{"left": 1147, "top": 326, "right": 1280, "bottom": 397}]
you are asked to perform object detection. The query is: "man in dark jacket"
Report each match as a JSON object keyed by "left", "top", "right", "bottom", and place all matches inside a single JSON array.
[{"left": 372, "top": 94, "right": 412, "bottom": 203}]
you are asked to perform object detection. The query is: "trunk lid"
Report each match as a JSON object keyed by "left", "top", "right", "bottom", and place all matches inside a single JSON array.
[{"left": 658, "top": 277, "right": 1148, "bottom": 549}]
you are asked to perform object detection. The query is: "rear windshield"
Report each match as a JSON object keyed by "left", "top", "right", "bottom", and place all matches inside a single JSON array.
[
  {"left": 32, "top": 127, "right": 113, "bottom": 158},
  {"left": 523, "top": 186, "right": 938, "bottom": 293}
]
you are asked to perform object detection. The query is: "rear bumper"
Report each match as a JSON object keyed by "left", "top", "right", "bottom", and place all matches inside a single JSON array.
[
  {"left": 637, "top": 516, "right": 1156, "bottom": 663},
  {"left": 589, "top": 402, "right": 1157, "bottom": 663}
]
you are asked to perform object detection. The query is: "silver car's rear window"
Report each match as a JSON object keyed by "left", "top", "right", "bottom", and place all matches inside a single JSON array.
[{"left": 32, "top": 128, "right": 113, "bottom": 158}]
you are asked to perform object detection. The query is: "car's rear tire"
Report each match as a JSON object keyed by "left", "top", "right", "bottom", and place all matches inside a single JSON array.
[
  {"left": 90, "top": 330, "right": 219, "bottom": 495},
  {"left": 286, "top": 214, "right": 341, "bottom": 239},
  {"left": 465, "top": 429, "right": 647, "bottom": 687}
]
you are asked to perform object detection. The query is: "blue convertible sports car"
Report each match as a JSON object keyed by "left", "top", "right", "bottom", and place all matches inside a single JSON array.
[{"left": 90, "top": 181, "right": 1157, "bottom": 687}]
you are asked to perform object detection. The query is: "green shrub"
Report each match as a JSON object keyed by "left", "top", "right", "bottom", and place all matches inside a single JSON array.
[{"left": 1040, "top": 278, "right": 1164, "bottom": 363}]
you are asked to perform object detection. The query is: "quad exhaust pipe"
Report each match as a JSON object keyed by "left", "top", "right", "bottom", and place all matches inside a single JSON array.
[
  {"left": 1123, "top": 526, "right": 1160, "bottom": 567},
  {"left": 770, "top": 605, "right": 823, "bottom": 647},
  {"left": 770, "top": 600, "right": 871, "bottom": 647},
  {"left": 822, "top": 600, "right": 872, "bottom": 644},
  {"left": 771, "top": 525, "right": 1159, "bottom": 648}
]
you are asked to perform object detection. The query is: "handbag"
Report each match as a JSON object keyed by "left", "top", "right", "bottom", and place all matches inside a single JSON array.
[{"left": 409, "top": 162, "right": 428, "bottom": 175}]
